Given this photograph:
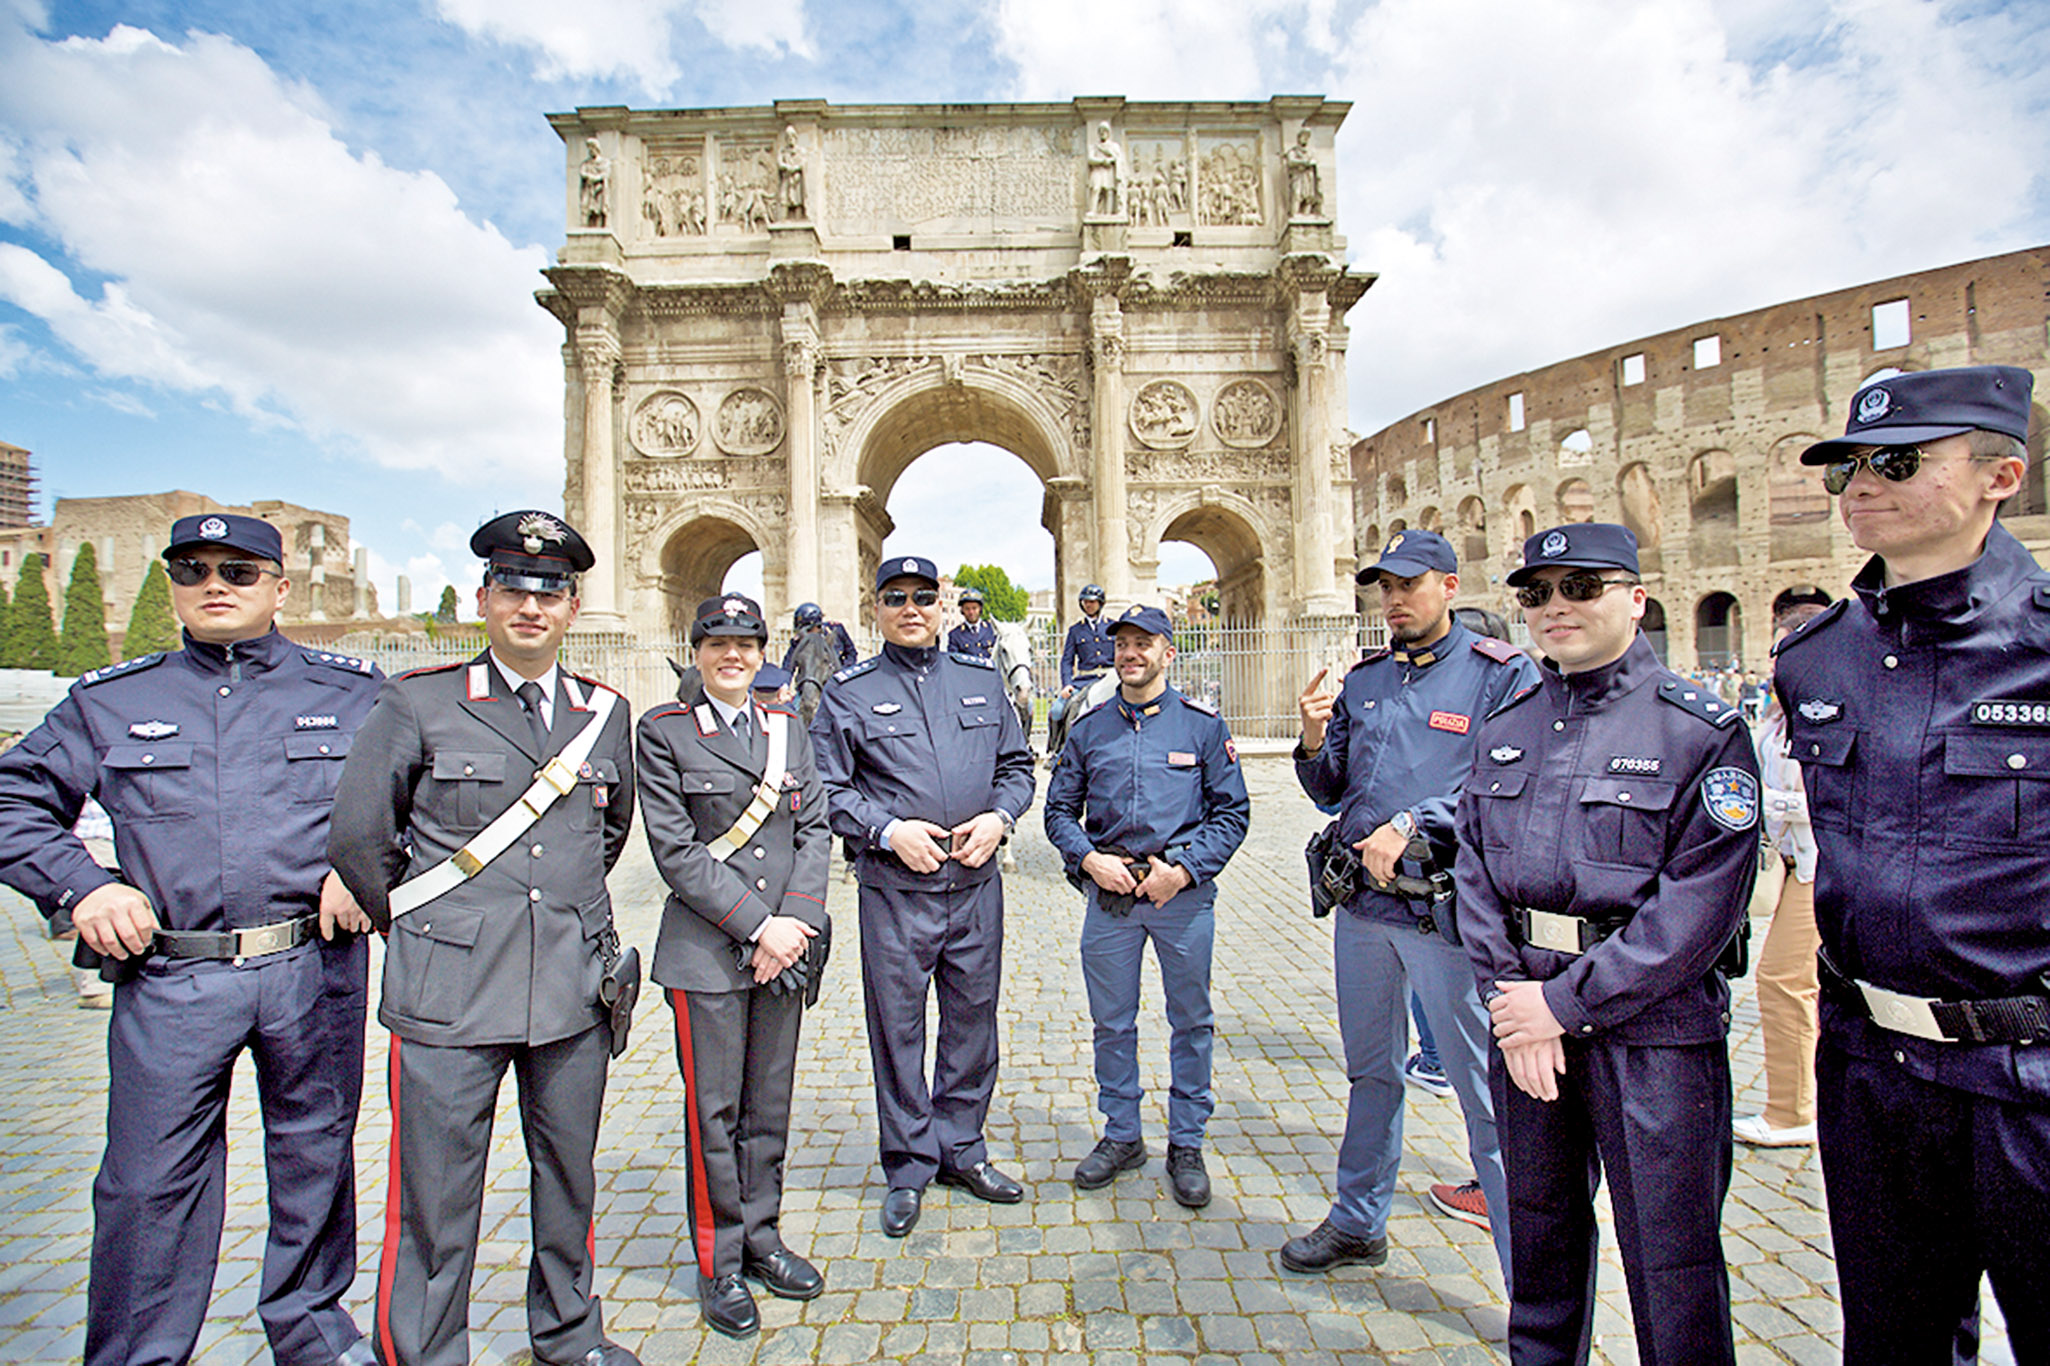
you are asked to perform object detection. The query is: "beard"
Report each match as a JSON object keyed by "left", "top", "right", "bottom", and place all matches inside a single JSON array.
[{"left": 1390, "top": 608, "right": 1448, "bottom": 646}]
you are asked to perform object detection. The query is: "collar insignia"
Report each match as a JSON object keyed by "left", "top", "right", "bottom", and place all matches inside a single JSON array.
[
  {"left": 1489, "top": 745, "right": 1523, "bottom": 763},
  {"left": 1798, "top": 699, "right": 1843, "bottom": 723},
  {"left": 129, "top": 720, "right": 179, "bottom": 739}
]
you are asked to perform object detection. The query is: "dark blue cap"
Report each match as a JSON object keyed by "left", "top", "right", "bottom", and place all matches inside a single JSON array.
[
  {"left": 1508, "top": 523, "right": 1640, "bottom": 586},
  {"left": 958, "top": 587, "right": 984, "bottom": 604},
  {"left": 751, "top": 663, "right": 791, "bottom": 692},
  {"left": 1359, "top": 528, "right": 1458, "bottom": 582},
  {"left": 876, "top": 555, "right": 940, "bottom": 591},
  {"left": 471, "top": 510, "right": 593, "bottom": 594},
  {"left": 165, "top": 513, "right": 283, "bottom": 564},
  {"left": 1802, "top": 365, "right": 2035, "bottom": 463},
  {"left": 690, "top": 593, "right": 767, "bottom": 645},
  {"left": 1110, "top": 604, "right": 1174, "bottom": 644}
]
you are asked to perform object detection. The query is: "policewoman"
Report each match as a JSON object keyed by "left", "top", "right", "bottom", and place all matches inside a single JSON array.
[
  {"left": 1282, "top": 529, "right": 1537, "bottom": 1281},
  {"left": 0, "top": 513, "right": 382, "bottom": 1366},
  {"left": 809, "top": 555, "right": 1036, "bottom": 1237},
  {"left": 637, "top": 595, "right": 829, "bottom": 1338},
  {"left": 1043, "top": 605, "right": 1249, "bottom": 1208},
  {"left": 946, "top": 587, "right": 998, "bottom": 660},
  {"left": 328, "top": 511, "right": 639, "bottom": 1366},
  {"left": 1455, "top": 522, "right": 1758, "bottom": 1366},
  {"left": 1772, "top": 366, "right": 2049, "bottom": 1361}
]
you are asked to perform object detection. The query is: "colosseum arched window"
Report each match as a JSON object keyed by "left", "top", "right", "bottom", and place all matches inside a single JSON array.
[
  {"left": 1617, "top": 463, "right": 1663, "bottom": 572},
  {"left": 1556, "top": 478, "right": 1595, "bottom": 523},
  {"left": 1769, "top": 435, "right": 1832, "bottom": 561},
  {"left": 1456, "top": 497, "right": 1488, "bottom": 569},
  {"left": 1418, "top": 505, "right": 1442, "bottom": 533},
  {"left": 1689, "top": 450, "right": 1739, "bottom": 568}
]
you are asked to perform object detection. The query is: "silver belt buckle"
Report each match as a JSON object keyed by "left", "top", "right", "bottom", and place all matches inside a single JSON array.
[
  {"left": 233, "top": 919, "right": 300, "bottom": 963},
  {"left": 1527, "top": 910, "right": 1585, "bottom": 956},
  {"left": 1858, "top": 980, "right": 1948, "bottom": 1042}
]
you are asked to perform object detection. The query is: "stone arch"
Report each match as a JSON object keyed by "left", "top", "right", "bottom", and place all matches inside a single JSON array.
[
  {"left": 1688, "top": 450, "right": 1739, "bottom": 568},
  {"left": 1695, "top": 591, "right": 1742, "bottom": 669},
  {"left": 1455, "top": 496, "right": 1488, "bottom": 569},
  {"left": 1617, "top": 462, "right": 1662, "bottom": 572},
  {"left": 1387, "top": 473, "right": 1408, "bottom": 507},
  {"left": 1555, "top": 478, "right": 1594, "bottom": 523},
  {"left": 1387, "top": 517, "right": 1408, "bottom": 537},
  {"left": 1500, "top": 483, "right": 1537, "bottom": 561},
  {"left": 1150, "top": 490, "right": 1272, "bottom": 625},
  {"left": 1417, "top": 505, "right": 1442, "bottom": 533},
  {"left": 646, "top": 504, "right": 774, "bottom": 636},
  {"left": 2010, "top": 401, "right": 2049, "bottom": 518},
  {"left": 1642, "top": 596, "right": 1669, "bottom": 665},
  {"left": 1769, "top": 434, "right": 1831, "bottom": 560}
]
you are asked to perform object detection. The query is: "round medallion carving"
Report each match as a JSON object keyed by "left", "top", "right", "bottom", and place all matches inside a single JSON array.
[
  {"left": 1128, "top": 379, "right": 1200, "bottom": 450},
  {"left": 714, "top": 387, "right": 786, "bottom": 455},
  {"left": 630, "top": 391, "right": 701, "bottom": 457},
  {"left": 1212, "top": 378, "right": 1282, "bottom": 448}
]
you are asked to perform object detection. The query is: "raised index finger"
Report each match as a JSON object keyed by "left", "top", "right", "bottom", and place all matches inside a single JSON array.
[{"left": 1302, "top": 666, "right": 1329, "bottom": 694}]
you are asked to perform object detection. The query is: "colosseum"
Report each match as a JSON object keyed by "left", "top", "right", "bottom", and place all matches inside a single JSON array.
[{"left": 1350, "top": 244, "right": 2050, "bottom": 669}]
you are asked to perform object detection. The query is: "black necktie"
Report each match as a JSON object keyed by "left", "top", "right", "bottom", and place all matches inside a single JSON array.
[
  {"left": 732, "top": 710, "right": 751, "bottom": 746},
  {"left": 517, "top": 680, "right": 548, "bottom": 754}
]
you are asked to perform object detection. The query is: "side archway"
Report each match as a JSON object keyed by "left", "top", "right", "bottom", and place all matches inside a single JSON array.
[{"left": 643, "top": 504, "right": 775, "bottom": 637}]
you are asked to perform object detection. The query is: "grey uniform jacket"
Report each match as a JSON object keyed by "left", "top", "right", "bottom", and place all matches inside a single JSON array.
[
  {"left": 638, "top": 693, "right": 830, "bottom": 994},
  {"left": 328, "top": 652, "right": 636, "bottom": 1047}
]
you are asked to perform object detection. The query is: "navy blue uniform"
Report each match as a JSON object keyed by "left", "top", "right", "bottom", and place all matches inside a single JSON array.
[
  {"left": 1294, "top": 622, "right": 1537, "bottom": 1275},
  {"left": 1773, "top": 522, "right": 2050, "bottom": 1362},
  {"left": 1059, "top": 614, "right": 1115, "bottom": 688},
  {"left": 810, "top": 643, "right": 1035, "bottom": 1187},
  {"left": 947, "top": 618, "right": 997, "bottom": 660},
  {"left": 1456, "top": 634, "right": 1758, "bottom": 1366},
  {"left": 0, "top": 630, "right": 381, "bottom": 1366},
  {"left": 1044, "top": 687, "right": 1249, "bottom": 1147}
]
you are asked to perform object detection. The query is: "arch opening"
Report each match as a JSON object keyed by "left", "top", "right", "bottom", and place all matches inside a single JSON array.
[
  {"left": 1695, "top": 591, "right": 1742, "bottom": 670},
  {"left": 659, "top": 517, "right": 762, "bottom": 637}
]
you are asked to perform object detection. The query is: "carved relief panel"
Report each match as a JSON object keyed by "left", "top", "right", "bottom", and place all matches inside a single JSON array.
[
  {"left": 1124, "top": 136, "right": 1192, "bottom": 227},
  {"left": 822, "top": 125, "right": 1080, "bottom": 229},
  {"left": 1212, "top": 379, "right": 1283, "bottom": 447},
  {"left": 716, "top": 138, "right": 778, "bottom": 233},
  {"left": 640, "top": 142, "right": 709, "bottom": 237},
  {"left": 715, "top": 387, "right": 786, "bottom": 455},
  {"left": 1129, "top": 380, "right": 1201, "bottom": 449},
  {"left": 631, "top": 391, "right": 702, "bottom": 456},
  {"left": 1197, "top": 133, "right": 1264, "bottom": 226}
]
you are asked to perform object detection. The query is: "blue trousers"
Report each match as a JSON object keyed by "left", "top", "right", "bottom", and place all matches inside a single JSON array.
[
  {"left": 1079, "top": 881, "right": 1217, "bottom": 1147},
  {"left": 1331, "top": 911, "right": 1510, "bottom": 1280},
  {"left": 91, "top": 937, "right": 368, "bottom": 1366}
]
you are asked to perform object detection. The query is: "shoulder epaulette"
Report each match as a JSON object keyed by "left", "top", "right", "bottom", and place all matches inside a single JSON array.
[
  {"left": 301, "top": 648, "right": 375, "bottom": 675},
  {"left": 949, "top": 651, "right": 995, "bottom": 670},
  {"left": 1177, "top": 692, "right": 1218, "bottom": 715},
  {"left": 1350, "top": 647, "right": 1391, "bottom": 673},
  {"left": 1469, "top": 636, "right": 1524, "bottom": 665},
  {"left": 397, "top": 660, "right": 465, "bottom": 681},
  {"left": 79, "top": 653, "right": 165, "bottom": 687},
  {"left": 1656, "top": 677, "right": 1743, "bottom": 727},
  {"left": 761, "top": 702, "right": 799, "bottom": 718},
  {"left": 1489, "top": 681, "right": 1543, "bottom": 718},
  {"left": 570, "top": 670, "right": 623, "bottom": 698},
  {"left": 1770, "top": 599, "right": 1847, "bottom": 656},
  {"left": 832, "top": 658, "right": 879, "bottom": 683}
]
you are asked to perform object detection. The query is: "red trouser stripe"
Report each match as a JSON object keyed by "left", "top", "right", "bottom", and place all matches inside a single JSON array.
[
  {"left": 376, "top": 1037, "right": 403, "bottom": 1366},
  {"left": 670, "top": 988, "right": 718, "bottom": 1277}
]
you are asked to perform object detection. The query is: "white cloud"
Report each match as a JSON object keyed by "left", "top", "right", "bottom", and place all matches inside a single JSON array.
[
  {"left": 435, "top": 0, "right": 812, "bottom": 96},
  {"left": 994, "top": 0, "right": 1312, "bottom": 99},
  {"left": 0, "top": 321, "right": 30, "bottom": 377},
  {"left": 0, "top": 16, "right": 564, "bottom": 483}
]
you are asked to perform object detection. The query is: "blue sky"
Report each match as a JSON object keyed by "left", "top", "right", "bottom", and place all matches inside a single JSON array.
[{"left": 3, "top": 0, "right": 2047, "bottom": 615}]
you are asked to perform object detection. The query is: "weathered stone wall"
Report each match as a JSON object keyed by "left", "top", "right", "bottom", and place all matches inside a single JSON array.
[{"left": 1351, "top": 245, "right": 2050, "bottom": 667}]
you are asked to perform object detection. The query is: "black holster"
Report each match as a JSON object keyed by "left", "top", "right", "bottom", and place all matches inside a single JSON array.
[
  {"left": 1305, "top": 822, "right": 1361, "bottom": 919},
  {"left": 597, "top": 926, "right": 640, "bottom": 1058},
  {"left": 1072, "top": 845, "right": 1150, "bottom": 917},
  {"left": 73, "top": 937, "right": 150, "bottom": 984}
]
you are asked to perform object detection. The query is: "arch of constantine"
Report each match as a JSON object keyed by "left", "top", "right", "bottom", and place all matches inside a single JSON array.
[
  {"left": 1352, "top": 245, "right": 2050, "bottom": 669},
  {"left": 538, "top": 98, "right": 1370, "bottom": 639}
]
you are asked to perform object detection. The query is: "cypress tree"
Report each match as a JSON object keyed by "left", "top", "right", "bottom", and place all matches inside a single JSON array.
[
  {"left": 123, "top": 561, "right": 179, "bottom": 659},
  {"left": 8, "top": 554, "right": 58, "bottom": 671},
  {"left": 57, "top": 542, "right": 111, "bottom": 675},
  {"left": 436, "top": 584, "right": 459, "bottom": 623}
]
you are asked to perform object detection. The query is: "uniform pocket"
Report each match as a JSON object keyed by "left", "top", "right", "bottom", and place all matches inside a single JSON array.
[
  {"left": 284, "top": 733, "right": 351, "bottom": 806},
  {"left": 431, "top": 750, "right": 506, "bottom": 829},
  {"left": 572, "top": 759, "right": 621, "bottom": 833},
  {"left": 1577, "top": 775, "right": 1676, "bottom": 867},
  {"left": 100, "top": 742, "right": 197, "bottom": 824},
  {"left": 1786, "top": 722, "right": 1856, "bottom": 831},
  {"left": 1468, "top": 768, "right": 1527, "bottom": 851},
  {"left": 1941, "top": 731, "right": 2050, "bottom": 849},
  {"left": 395, "top": 906, "right": 483, "bottom": 1025}
]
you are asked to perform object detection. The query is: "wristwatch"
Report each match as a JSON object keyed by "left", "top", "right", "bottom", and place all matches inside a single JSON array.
[{"left": 1389, "top": 809, "right": 1417, "bottom": 840}]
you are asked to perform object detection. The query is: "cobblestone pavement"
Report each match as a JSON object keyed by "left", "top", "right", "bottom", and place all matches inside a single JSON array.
[{"left": 0, "top": 755, "right": 2014, "bottom": 1363}]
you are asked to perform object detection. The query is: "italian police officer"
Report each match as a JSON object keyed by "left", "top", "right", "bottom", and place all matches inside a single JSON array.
[
  {"left": 783, "top": 602, "right": 859, "bottom": 672},
  {"left": 1282, "top": 529, "right": 1538, "bottom": 1280},
  {"left": 810, "top": 555, "right": 1036, "bottom": 1237},
  {"left": 1044, "top": 605, "right": 1250, "bottom": 1207},
  {"left": 329, "top": 511, "right": 640, "bottom": 1366},
  {"left": 638, "top": 595, "right": 829, "bottom": 1338},
  {"left": 1772, "top": 365, "right": 2049, "bottom": 1361},
  {"left": 947, "top": 587, "right": 998, "bottom": 660},
  {"left": 1456, "top": 523, "right": 1759, "bottom": 1365},
  {"left": 0, "top": 513, "right": 383, "bottom": 1366},
  {"left": 1048, "top": 583, "right": 1114, "bottom": 752}
]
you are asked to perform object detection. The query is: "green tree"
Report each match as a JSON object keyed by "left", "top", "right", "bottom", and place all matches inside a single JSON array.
[
  {"left": 952, "top": 564, "right": 1030, "bottom": 621},
  {"left": 7, "top": 554, "right": 58, "bottom": 671},
  {"left": 57, "top": 542, "right": 111, "bottom": 675},
  {"left": 123, "top": 560, "right": 180, "bottom": 659},
  {"left": 436, "top": 584, "right": 459, "bottom": 623}
]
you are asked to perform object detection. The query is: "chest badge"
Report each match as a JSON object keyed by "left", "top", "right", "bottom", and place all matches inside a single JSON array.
[
  {"left": 872, "top": 702, "right": 902, "bottom": 715},
  {"left": 1608, "top": 755, "right": 1662, "bottom": 776},
  {"left": 1971, "top": 699, "right": 2050, "bottom": 727},
  {"left": 129, "top": 720, "right": 179, "bottom": 740},
  {"left": 1427, "top": 710, "right": 1471, "bottom": 734},
  {"left": 1489, "top": 745, "right": 1523, "bottom": 763},
  {"left": 1168, "top": 751, "right": 1198, "bottom": 767},
  {"left": 1703, "top": 767, "right": 1760, "bottom": 831},
  {"left": 1798, "top": 699, "right": 1843, "bottom": 724},
  {"left": 294, "top": 715, "right": 338, "bottom": 730},
  {"left": 962, "top": 696, "right": 986, "bottom": 706}
]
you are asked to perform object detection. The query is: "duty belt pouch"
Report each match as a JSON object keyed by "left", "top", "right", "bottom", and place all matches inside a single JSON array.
[
  {"left": 596, "top": 923, "right": 640, "bottom": 1058},
  {"left": 1305, "top": 822, "right": 1361, "bottom": 919},
  {"left": 1714, "top": 916, "right": 1752, "bottom": 979},
  {"left": 74, "top": 937, "right": 150, "bottom": 985}
]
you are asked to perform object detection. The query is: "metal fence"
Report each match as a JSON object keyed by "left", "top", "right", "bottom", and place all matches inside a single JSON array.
[{"left": 332, "top": 614, "right": 1392, "bottom": 742}]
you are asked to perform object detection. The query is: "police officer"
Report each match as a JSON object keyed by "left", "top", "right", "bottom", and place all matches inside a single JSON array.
[
  {"left": 0, "top": 513, "right": 382, "bottom": 1366},
  {"left": 1772, "top": 365, "right": 2049, "bottom": 1361},
  {"left": 1044, "top": 606, "right": 1250, "bottom": 1208},
  {"left": 1456, "top": 522, "right": 1758, "bottom": 1365},
  {"left": 1281, "top": 530, "right": 1538, "bottom": 1279},
  {"left": 329, "top": 511, "right": 640, "bottom": 1366},
  {"left": 947, "top": 587, "right": 998, "bottom": 660},
  {"left": 810, "top": 555, "right": 1036, "bottom": 1237},
  {"left": 782, "top": 601, "right": 859, "bottom": 672},
  {"left": 1048, "top": 583, "right": 1115, "bottom": 755},
  {"left": 638, "top": 595, "right": 829, "bottom": 1338}
]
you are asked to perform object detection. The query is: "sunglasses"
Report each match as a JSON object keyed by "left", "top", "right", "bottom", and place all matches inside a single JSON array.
[
  {"left": 1515, "top": 572, "right": 1640, "bottom": 609},
  {"left": 166, "top": 558, "right": 275, "bottom": 588},
  {"left": 1821, "top": 444, "right": 1935, "bottom": 496},
  {"left": 879, "top": 589, "right": 940, "bottom": 608}
]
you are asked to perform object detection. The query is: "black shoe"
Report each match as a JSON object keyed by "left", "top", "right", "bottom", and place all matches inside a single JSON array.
[
  {"left": 554, "top": 1345, "right": 645, "bottom": 1366},
  {"left": 742, "top": 1245, "right": 824, "bottom": 1300},
  {"left": 697, "top": 1272, "right": 760, "bottom": 1339},
  {"left": 1073, "top": 1137, "right": 1148, "bottom": 1190},
  {"left": 1166, "top": 1144, "right": 1211, "bottom": 1208},
  {"left": 882, "top": 1185, "right": 923, "bottom": 1237},
  {"left": 1278, "top": 1217, "right": 1388, "bottom": 1273},
  {"left": 934, "top": 1160, "right": 1024, "bottom": 1203}
]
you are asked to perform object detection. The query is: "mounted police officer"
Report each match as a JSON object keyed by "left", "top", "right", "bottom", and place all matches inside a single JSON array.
[
  {"left": 329, "top": 511, "right": 640, "bottom": 1366},
  {"left": 1457, "top": 522, "right": 1758, "bottom": 1365},
  {"left": 1281, "top": 529, "right": 1537, "bottom": 1281},
  {"left": 809, "top": 555, "right": 1036, "bottom": 1238},
  {"left": 1044, "top": 605, "right": 1250, "bottom": 1208},
  {"left": 947, "top": 586, "right": 998, "bottom": 660},
  {"left": 638, "top": 595, "right": 829, "bottom": 1339},
  {"left": 783, "top": 601, "right": 858, "bottom": 672},
  {"left": 1772, "top": 365, "right": 2049, "bottom": 1362},
  {"left": 1048, "top": 583, "right": 1114, "bottom": 757},
  {"left": 0, "top": 512, "right": 383, "bottom": 1366}
]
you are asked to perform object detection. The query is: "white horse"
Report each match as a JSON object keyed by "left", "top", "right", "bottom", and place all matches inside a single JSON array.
[{"left": 991, "top": 621, "right": 1036, "bottom": 743}]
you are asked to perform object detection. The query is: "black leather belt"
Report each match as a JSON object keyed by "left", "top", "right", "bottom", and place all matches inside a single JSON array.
[
  {"left": 155, "top": 916, "right": 318, "bottom": 963},
  {"left": 1819, "top": 946, "right": 2050, "bottom": 1045},
  {"left": 1514, "top": 906, "right": 1618, "bottom": 956}
]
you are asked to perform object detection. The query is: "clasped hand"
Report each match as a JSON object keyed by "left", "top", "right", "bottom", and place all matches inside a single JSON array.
[{"left": 888, "top": 811, "right": 1007, "bottom": 873}]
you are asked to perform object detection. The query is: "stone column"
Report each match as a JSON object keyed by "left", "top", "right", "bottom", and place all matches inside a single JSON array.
[
  {"left": 1089, "top": 294, "right": 1130, "bottom": 603},
  {"left": 782, "top": 309, "right": 821, "bottom": 615},
  {"left": 1287, "top": 293, "right": 1345, "bottom": 613},
  {"left": 574, "top": 324, "right": 626, "bottom": 628}
]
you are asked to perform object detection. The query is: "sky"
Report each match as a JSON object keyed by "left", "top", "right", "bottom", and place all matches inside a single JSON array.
[{"left": 2, "top": 0, "right": 2047, "bottom": 617}]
